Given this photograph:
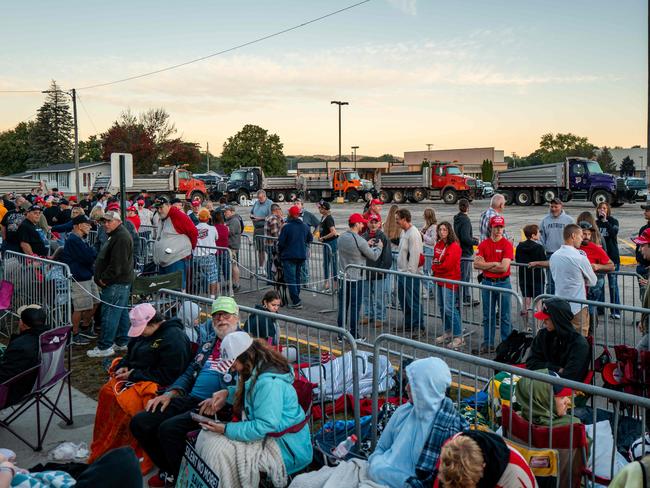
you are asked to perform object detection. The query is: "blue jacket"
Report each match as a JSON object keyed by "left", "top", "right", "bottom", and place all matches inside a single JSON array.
[
  {"left": 60, "top": 233, "right": 97, "bottom": 281},
  {"left": 225, "top": 368, "right": 312, "bottom": 474},
  {"left": 277, "top": 218, "right": 313, "bottom": 261}
]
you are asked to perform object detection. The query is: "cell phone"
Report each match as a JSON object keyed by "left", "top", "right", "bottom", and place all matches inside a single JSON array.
[{"left": 190, "top": 412, "right": 221, "bottom": 425}]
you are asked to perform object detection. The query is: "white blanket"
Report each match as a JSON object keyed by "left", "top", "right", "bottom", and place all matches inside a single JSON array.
[
  {"left": 195, "top": 430, "right": 287, "bottom": 488},
  {"left": 289, "top": 459, "right": 387, "bottom": 488}
]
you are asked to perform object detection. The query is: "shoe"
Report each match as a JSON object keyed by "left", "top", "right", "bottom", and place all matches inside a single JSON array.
[
  {"left": 86, "top": 346, "right": 115, "bottom": 358},
  {"left": 288, "top": 302, "right": 303, "bottom": 310},
  {"left": 360, "top": 317, "right": 370, "bottom": 325},
  {"left": 355, "top": 337, "right": 367, "bottom": 343},
  {"left": 435, "top": 333, "right": 451, "bottom": 345},
  {"left": 257, "top": 267, "right": 265, "bottom": 276},
  {"left": 447, "top": 337, "right": 465, "bottom": 350},
  {"left": 113, "top": 343, "right": 129, "bottom": 352},
  {"left": 478, "top": 344, "right": 493, "bottom": 355},
  {"left": 72, "top": 333, "right": 90, "bottom": 346},
  {"left": 78, "top": 327, "right": 97, "bottom": 339},
  {"left": 233, "top": 284, "right": 241, "bottom": 292},
  {"left": 147, "top": 472, "right": 173, "bottom": 488},
  {"left": 610, "top": 313, "right": 621, "bottom": 320},
  {"left": 463, "top": 299, "right": 480, "bottom": 307}
]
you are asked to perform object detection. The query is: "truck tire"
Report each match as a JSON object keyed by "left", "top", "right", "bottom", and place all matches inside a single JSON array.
[
  {"left": 515, "top": 190, "right": 533, "bottom": 206},
  {"left": 363, "top": 191, "right": 373, "bottom": 202},
  {"left": 286, "top": 190, "right": 299, "bottom": 202},
  {"left": 442, "top": 189, "right": 458, "bottom": 205},
  {"left": 307, "top": 190, "right": 320, "bottom": 203},
  {"left": 346, "top": 189, "right": 359, "bottom": 202},
  {"left": 501, "top": 190, "right": 514, "bottom": 205},
  {"left": 412, "top": 188, "right": 426, "bottom": 202},
  {"left": 237, "top": 190, "right": 249, "bottom": 206},
  {"left": 379, "top": 190, "right": 393, "bottom": 203},
  {"left": 275, "top": 192, "right": 286, "bottom": 202},
  {"left": 393, "top": 190, "right": 406, "bottom": 204},
  {"left": 591, "top": 190, "right": 611, "bottom": 207},
  {"left": 542, "top": 189, "right": 558, "bottom": 203},
  {"left": 190, "top": 191, "right": 205, "bottom": 203}
]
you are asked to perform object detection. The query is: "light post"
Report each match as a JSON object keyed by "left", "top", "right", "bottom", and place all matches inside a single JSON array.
[
  {"left": 351, "top": 145, "right": 359, "bottom": 171},
  {"left": 426, "top": 143, "right": 434, "bottom": 151},
  {"left": 42, "top": 88, "right": 79, "bottom": 200},
  {"left": 331, "top": 100, "right": 348, "bottom": 200}
]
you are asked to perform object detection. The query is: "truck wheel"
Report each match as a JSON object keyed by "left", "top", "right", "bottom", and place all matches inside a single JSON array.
[
  {"left": 190, "top": 191, "right": 204, "bottom": 203},
  {"left": 346, "top": 189, "right": 360, "bottom": 202},
  {"left": 542, "top": 189, "right": 558, "bottom": 203},
  {"left": 379, "top": 190, "right": 393, "bottom": 203},
  {"left": 591, "top": 190, "right": 611, "bottom": 207},
  {"left": 501, "top": 190, "right": 514, "bottom": 205},
  {"left": 307, "top": 191, "right": 320, "bottom": 203},
  {"left": 515, "top": 190, "right": 533, "bottom": 206},
  {"left": 442, "top": 189, "right": 458, "bottom": 204},
  {"left": 393, "top": 190, "right": 406, "bottom": 204},
  {"left": 275, "top": 192, "right": 286, "bottom": 202},
  {"left": 286, "top": 190, "right": 299, "bottom": 202},
  {"left": 237, "top": 191, "right": 249, "bottom": 206},
  {"left": 412, "top": 188, "right": 426, "bottom": 202},
  {"left": 363, "top": 191, "right": 373, "bottom": 202}
]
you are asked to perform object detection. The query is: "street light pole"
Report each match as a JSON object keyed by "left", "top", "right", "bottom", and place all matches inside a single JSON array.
[
  {"left": 71, "top": 89, "right": 80, "bottom": 200},
  {"left": 351, "top": 145, "right": 359, "bottom": 171},
  {"left": 331, "top": 100, "right": 348, "bottom": 200}
]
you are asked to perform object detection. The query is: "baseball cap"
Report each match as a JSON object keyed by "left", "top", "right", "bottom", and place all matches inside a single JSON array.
[
  {"left": 106, "top": 202, "right": 120, "bottom": 211},
  {"left": 368, "top": 212, "right": 381, "bottom": 222},
  {"left": 191, "top": 199, "right": 201, "bottom": 207},
  {"left": 489, "top": 215, "right": 505, "bottom": 228},
  {"left": 210, "top": 296, "right": 239, "bottom": 316},
  {"left": 318, "top": 200, "right": 331, "bottom": 210},
  {"left": 100, "top": 210, "right": 122, "bottom": 222},
  {"left": 153, "top": 197, "right": 169, "bottom": 207},
  {"left": 215, "top": 331, "right": 253, "bottom": 372},
  {"left": 27, "top": 205, "right": 42, "bottom": 212},
  {"left": 17, "top": 304, "right": 42, "bottom": 316},
  {"left": 128, "top": 303, "right": 157, "bottom": 337},
  {"left": 633, "top": 228, "right": 650, "bottom": 245},
  {"left": 170, "top": 198, "right": 182, "bottom": 205},
  {"left": 548, "top": 372, "right": 573, "bottom": 397},
  {"left": 223, "top": 205, "right": 235, "bottom": 212},
  {"left": 370, "top": 198, "right": 383, "bottom": 206},
  {"left": 72, "top": 214, "right": 91, "bottom": 225},
  {"left": 578, "top": 220, "right": 593, "bottom": 230},
  {"left": 137, "top": 199, "right": 145, "bottom": 205},
  {"left": 288, "top": 206, "right": 301, "bottom": 218},
  {"left": 59, "top": 198, "right": 69, "bottom": 205},
  {"left": 349, "top": 213, "right": 368, "bottom": 225},
  {"left": 127, "top": 205, "right": 137, "bottom": 212},
  {"left": 198, "top": 208, "right": 211, "bottom": 221},
  {"left": 68, "top": 196, "right": 77, "bottom": 202},
  {"left": 549, "top": 198, "right": 563, "bottom": 205}
]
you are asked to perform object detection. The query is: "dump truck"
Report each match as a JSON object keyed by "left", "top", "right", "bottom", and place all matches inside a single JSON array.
[
  {"left": 376, "top": 162, "right": 476, "bottom": 204},
  {"left": 297, "top": 169, "right": 373, "bottom": 202},
  {"left": 493, "top": 157, "right": 640, "bottom": 207}
]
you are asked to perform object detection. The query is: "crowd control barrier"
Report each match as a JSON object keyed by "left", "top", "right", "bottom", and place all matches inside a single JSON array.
[{"left": 186, "top": 246, "right": 234, "bottom": 297}]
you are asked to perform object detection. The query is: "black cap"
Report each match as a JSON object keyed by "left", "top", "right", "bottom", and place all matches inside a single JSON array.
[
  {"left": 59, "top": 198, "right": 69, "bottom": 205},
  {"left": 318, "top": 200, "right": 331, "bottom": 210},
  {"left": 27, "top": 205, "right": 42, "bottom": 212},
  {"left": 153, "top": 197, "right": 170, "bottom": 207},
  {"left": 170, "top": 198, "right": 182, "bottom": 205},
  {"left": 549, "top": 198, "right": 563, "bottom": 205},
  {"left": 72, "top": 214, "right": 91, "bottom": 225},
  {"left": 578, "top": 220, "right": 593, "bottom": 230}
]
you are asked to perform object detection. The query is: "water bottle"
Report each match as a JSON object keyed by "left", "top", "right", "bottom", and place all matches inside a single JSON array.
[{"left": 331, "top": 434, "right": 358, "bottom": 459}]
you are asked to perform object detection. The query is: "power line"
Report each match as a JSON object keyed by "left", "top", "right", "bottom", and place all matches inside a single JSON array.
[
  {"left": 0, "top": 89, "right": 42, "bottom": 93},
  {"left": 76, "top": 92, "right": 98, "bottom": 134}
]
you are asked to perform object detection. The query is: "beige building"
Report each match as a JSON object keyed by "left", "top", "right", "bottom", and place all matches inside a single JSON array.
[{"left": 403, "top": 147, "right": 506, "bottom": 178}]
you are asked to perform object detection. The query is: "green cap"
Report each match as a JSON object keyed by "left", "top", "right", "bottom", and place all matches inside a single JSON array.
[{"left": 211, "top": 296, "right": 239, "bottom": 316}]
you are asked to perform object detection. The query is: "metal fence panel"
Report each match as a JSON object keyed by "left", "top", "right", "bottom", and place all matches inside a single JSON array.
[{"left": 186, "top": 246, "right": 234, "bottom": 297}]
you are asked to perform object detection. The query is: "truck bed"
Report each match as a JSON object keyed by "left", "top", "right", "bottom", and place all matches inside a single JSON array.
[
  {"left": 495, "top": 163, "right": 567, "bottom": 189},
  {"left": 298, "top": 176, "right": 333, "bottom": 191},
  {"left": 263, "top": 177, "right": 297, "bottom": 189},
  {"left": 0, "top": 177, "right": 44, "bottom": 195},
  {"left": 129, "top": 176, "right": 172, "bottom": 192},
  {"left": 378, "top": 171, "right": 427, "bottom": 189}
]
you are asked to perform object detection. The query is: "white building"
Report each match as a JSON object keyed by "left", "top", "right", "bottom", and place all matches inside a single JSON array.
[
  {"left": 24, "top": 161, "right": 111, "bottom": 195},
  {"left": 609, "top": 147, "right": 647, "bottom": 175}
]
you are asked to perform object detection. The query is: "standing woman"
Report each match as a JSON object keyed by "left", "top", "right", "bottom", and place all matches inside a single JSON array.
[
  {"left": 432, "top": 222, "right": 463, "bottom": 349},
  {"left": 596, "top": 202, "right": 621, "bottom": 319},
  {"left": 421, "top": 208, "right": 438, "bottom": 296},
  {"left": 317, "top": 200, "right": 338, "bottom": 289},
  {"left": 384, "top": 204, "right": 402, "bottom": 249}
]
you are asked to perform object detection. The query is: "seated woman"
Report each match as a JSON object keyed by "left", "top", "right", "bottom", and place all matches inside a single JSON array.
[
  {"left": 88, "top": 303, "right": 192, "bottom": 473},
  {"left": 436, "top": 431, "right": 537, "bottom": 488},
  {"left": 515, "top": 370, "right": 579, "bottom": 427},
  {"left": 243, "top": 290, "right": 281, "bottom": 345},
  {"left": 194, "top": 332, "right": 312, "bottom": 487}
]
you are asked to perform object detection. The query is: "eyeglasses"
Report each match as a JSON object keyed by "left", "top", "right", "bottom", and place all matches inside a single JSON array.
[{"left": 212, "top": 311, "right": 234, "bottom": 319}]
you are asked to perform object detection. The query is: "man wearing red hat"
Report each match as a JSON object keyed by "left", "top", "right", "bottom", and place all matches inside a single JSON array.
[
  {"left": 474, "top": 215, "right": 514, "bottom": 353},
  {"left": 277, "top": 205, "right": 313, "bottom": 309},
  {"left": 363, "top": 198, "right": 383, "bottom": 225}
]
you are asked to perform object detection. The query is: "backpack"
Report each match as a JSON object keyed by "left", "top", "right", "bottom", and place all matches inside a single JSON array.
[
  {"left": 495, "top": 330, "right": 533, "bottom": 366},
  {"left": 267, "top": 370, "right": 315, "bottom": 438}
]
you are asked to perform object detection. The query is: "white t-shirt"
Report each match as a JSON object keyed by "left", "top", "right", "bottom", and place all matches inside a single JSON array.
[
  {"left": 194, "top": 222, "right": 218, "bottom": 256},
  {"left": 549, "top": 244, "right": 598, "bottom": 314}
]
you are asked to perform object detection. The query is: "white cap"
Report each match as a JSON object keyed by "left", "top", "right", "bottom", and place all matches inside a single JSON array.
[{"left": 215, "top": 331, "right": 253, "bottom": 372}]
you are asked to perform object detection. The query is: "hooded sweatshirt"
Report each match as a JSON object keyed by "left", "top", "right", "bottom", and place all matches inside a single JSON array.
[
  {"left": 539, "top": 210, "right": 574, "bottom": 254},
  {"left": 515, "top": 369, "right": 582, "bottom": 427},
  {"left": 153, "top": 206, "right": 198, "bottom": 267},
  {"left": 453, "top": 211, "right": 475, "bottom": 257},
  {"left": 525, "top": 298, "right": 590, "bottom": 382},
  {"left": 368, "top": 357, "right": 451, "bottom": 488}
]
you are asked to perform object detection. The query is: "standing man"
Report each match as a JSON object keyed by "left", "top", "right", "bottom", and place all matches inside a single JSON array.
[
  {"left": 636, "top": 202, "right": 650, "bottom": 299},
  {"left": 474, "top": 216, "right": 513, "bottom": 353},
  {"left": 88, "top": 210, "right": 134, "bottom": 358},
  {"left": 60, "top": 214, "right": 99, "bottom": 345},
  {"left": 18, "top": 205, "right": 48, "bottom": 257},
  {"left": 549, "top": 223, "right": 598, "bottom": 336},
  {"left": 193, "top": 208, "right": 220, "bottom": 298},
  {"left": 479, "top": 194, "right": 507, "bottom": 242},
  {"left": 395, "top": 209, "right": 424, "bottom": 336},
  {"left": 250, "top": 190, "right": 273, "bottom": 275},
  {"left": 453, "top": 198, "right": 478, "bottom": 305},
  {"left": 137, "top": 199, "right": 153, "bottom": 227},
  {"left": 152, "top": 197, "right": 198, "bottom": 291},
  {"left": 293, "top": 198, "right": 319, "bottom": 287},
  {"left": 264, "top": 203, "right": 284, "bottom": 282},
  {"left": 277, "top": 206, "right": 313, "bottom": 309},
  {"left": 361, "top": 214, "right": 392, "bottom": 327},
  {"left": 223, "top": 205, "right": 242, "bottom": 291},
  {"left": 1, "top": 201, "right": 24, "bottom": 253},
  {"left": 318, "top": 200, "right": 338, "bottom": 288},
  {"left": 539, "top": 198, "right": 574, "bottom": 294}
]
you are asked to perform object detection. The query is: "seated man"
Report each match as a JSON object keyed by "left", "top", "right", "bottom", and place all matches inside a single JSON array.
[
  {"left": 130, "top": 297, "right": 240, "bottom": 487},
  {"left": 0, "top": 305, "right": 47, "bottom": 406},
  {"left": 526, "top": 297, "right": 590, "bottom": 382}
]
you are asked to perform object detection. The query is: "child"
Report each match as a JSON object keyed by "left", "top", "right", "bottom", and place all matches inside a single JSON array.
[{"left": 515, "top": 224, "right": 547, "bottom": 316}]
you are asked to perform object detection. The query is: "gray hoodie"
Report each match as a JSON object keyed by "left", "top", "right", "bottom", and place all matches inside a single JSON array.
[{"left": 539, "top": 210, "right": 574, "bottom": 254}]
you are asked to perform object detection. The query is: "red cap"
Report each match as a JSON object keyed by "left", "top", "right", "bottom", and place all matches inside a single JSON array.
[
  {"left": 633, "top": 228, "right": 650, "bottom": 246},
  {"left": 534, "top": 310, "right": 550, "bottom": 321},
  {"left": 137, "top": 199, "right": 145, "bottom": 205},
  {"left": 554, "top": 386, "right": 573, "bottom": 397},
  {"left": 288, "top": 206, "right": 301, "bottom": 218},
  {"left": 368, "top": 213, "right": 381, "bottom": 222},
  {"left": 349, "top": 213, "right": 368, "bottom": 225},
  {"left": 191, "top": 199, "right": 200, "bottom": 207},
  {"left": 370, "top": 198, "right": 383, "bottom": 206},
  {"left": 127, "top": 205, "right": 137, "bottom": 212},
  {"left": 489, "top": 215, "right": 505, "bottom": 228},
  {"left": 68, "top": 196, "right": 77, "bottom": 202},
  {"left": 107, "top": 203, "right": 120, "bottom": 211}
]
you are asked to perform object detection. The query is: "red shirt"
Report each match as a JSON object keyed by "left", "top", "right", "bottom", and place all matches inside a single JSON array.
[
  {"left": 214, "top": 223, "right": 229, "bottom": 249},
  {"left": 476, "top": 237, "right": 514, "bottom": 279},
  {"left": 431, "top": 240, "right": 461, "bottom": 289},
  {"left": 580, "top": 241, "right": 610, "bottom": 265}
]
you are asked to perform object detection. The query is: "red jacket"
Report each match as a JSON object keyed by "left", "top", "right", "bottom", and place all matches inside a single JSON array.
[
  {"left": 431, "top": 240, "right": 461, "bottom": 290},
  {"left": 167, "top": 206, "right": 198, "bottom": 249}
]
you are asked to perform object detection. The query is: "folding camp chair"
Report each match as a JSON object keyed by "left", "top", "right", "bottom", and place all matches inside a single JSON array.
[
  {"left": 0, "top": 280, "right": 14, "bottom": 337},
  {"left": 130, "top": 270, "right": 182, "bottom": 305},
  {"left": 505, "top": 438, "right": 561, "bottom": 488},
  {"left": 501, "top": 404, "right": 610, "bottom": 488},
  {"left": 0, "top": 326, "right": 73, "bottom": 451}
]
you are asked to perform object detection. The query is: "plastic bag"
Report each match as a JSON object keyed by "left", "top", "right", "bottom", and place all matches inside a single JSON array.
[{"left": 48, "top": 441, "right": 89, "bottom": 462}]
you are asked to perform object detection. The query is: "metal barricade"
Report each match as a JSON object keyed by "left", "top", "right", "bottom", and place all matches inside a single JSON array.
[
  {"left": 138, "top": 224, "right": 157, "bottom": 240},
  {"left": 186, "top": 246, "right": 234, "bottom": 297},
  {"left": 237, "top": 233, "right": 256, "bottom": 290},
  {"left": 2, "top": 251, "right": 72, "bottom": 328},
  {"left": 153, "top": 288, "right": 362, "bottom": 446},
  {"left": 87, "top": 230, "right": 98, "bottom": 248},
  {"left": 371, "top": 334, "right": 650, "bottom": 485},
  {"left": 343, "top": 264, "right": 524, "bottom": 357}
]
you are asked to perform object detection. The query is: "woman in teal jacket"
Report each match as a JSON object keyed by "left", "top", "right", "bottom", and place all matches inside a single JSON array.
[{"left": 197, "top": 332, "right": 312, "bottom": 475}]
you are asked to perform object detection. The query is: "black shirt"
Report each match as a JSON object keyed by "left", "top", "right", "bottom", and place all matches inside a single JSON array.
[
  {"left": 319, "top": 214, "right": 336, "bottom": 242},
  {"left": 1, "top": 210, "right": 25, "bottom": 251},
  {"left": 57, "top": 208, "right": 72, "bottom": 225},
  {"left": 43, "top": 206, "right": 60, "bottom": 226},
  {"left": 18, "top": 219, "right": 47, "bottom": 256}
]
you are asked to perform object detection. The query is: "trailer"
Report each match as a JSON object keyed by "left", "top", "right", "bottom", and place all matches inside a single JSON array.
[{"left": 0, "top": 177, "right": 46, "bottom": 195}]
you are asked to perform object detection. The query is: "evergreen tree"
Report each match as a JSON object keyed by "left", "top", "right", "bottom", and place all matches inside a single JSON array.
[
  {"left": 620, "top": 156, "right": 636, "bottom": 176},
  {"left": 597, "top": 147, "right": 617, "bottom": 173},
  {"left": 28, "top": 80, "right": 74, "bottom": 166},
  {"left": 481, "top": 159, "right": 494, "bottom": 181}
]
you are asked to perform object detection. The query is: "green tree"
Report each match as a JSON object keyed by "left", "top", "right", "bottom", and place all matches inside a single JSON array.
[
  {"left": 220, "top": 124, "right": 286, "bottom": 176},
  {"left": 537, "top": 132, "right": 595, "bottom": 164},
  {"left": 620, "top": 156, "right": 636, "bottom": 176},
  {"left": 28, "top": 80, "right": 74, "bottom": 166},
  {"left": 597, "top": 146, "right": 617, "bottom": 173},
  {"left": 79, "top": 135, "right": 103, "bottom": 162},
  {"left": 0, "top": 121, "right": 34, "bottom": 175},
  {"left": 481, "top": 159, "right": 494, "bottom": 181}
]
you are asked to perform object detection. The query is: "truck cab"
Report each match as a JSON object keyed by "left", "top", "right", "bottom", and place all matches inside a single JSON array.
[
  {"left": 224, "top": 167, "right": 262, "bottom": 204},
  {"left": 174, "top": 167, "right": 208, "bottom": 201},
  {"left": 567, "top": 158, "right": 617, "bottom": 206},
  {"left": 430, "top": 163, "right": 475, "bottom": 204},
  {"left": 333, "top": 169, "right": 364, "bottom": 201}
]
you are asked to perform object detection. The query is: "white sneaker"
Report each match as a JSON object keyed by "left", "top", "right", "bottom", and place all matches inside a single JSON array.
[
  {"left": 86, "top": 346, "right": 115, "bottom": 358},
  {"left": 113, "top": 343, "right": 128, "bottom": 352}
]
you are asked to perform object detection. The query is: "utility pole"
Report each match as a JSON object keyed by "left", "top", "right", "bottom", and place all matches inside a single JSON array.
[
  {"left": 351, "top": 145, "right": 359, "bottom": 171},
  {"left": 206, "top": 142, "right": 210, "bottom": 173},
  {"left": 331, "top": 100, "right": 349, "bottom": 200},
  {"left": 426, "top": 143, "right": 433, "bottom": 151}
]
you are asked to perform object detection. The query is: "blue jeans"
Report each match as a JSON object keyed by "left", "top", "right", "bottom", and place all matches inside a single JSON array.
[
  {"left": 362, "top": 276, "right": 389, "bottom": 321},
  {"left": 423, "top": 246, "right": 436, "bottom": 293},
  {"left": 460, "top": 256, "right": 473, "bottom": 302},
  {"left": 545, "top": 252, "right": 555, "bottom": 295},
  {"left": 282, "top": 259, "right": 303, "bottom": 305},
  {"left": 98, "top": 283, "right": 131, "bottom": 350},
  {"left": 337, "top": 280, "right": 363, "bottom": 338},
  {"left": 300, "top": 249, "right": 310, "bottom": 287},
  {"left": 437, "top": 285, "right": 462, "bottom": 335},
  {"left": 396, "top": 275, "right": 423, "bottom": 330},
  {"left": 587, "top": 277, "right": 605, "bottom": 315},
  {"left": 322, "top": 239, "right": 338, "bottom": 282},
  {"left": 607, "top": 263, "right": 621, "bottom": 313},
  {"left": 481, "top": 278, "right": 512, "bottom": 347},
  {"left": 160, "top": 259, "right": 187, "bottom": 290}
]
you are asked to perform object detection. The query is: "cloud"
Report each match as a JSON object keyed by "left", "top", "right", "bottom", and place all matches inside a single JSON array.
[{"left": 386, "top": 0, "right": 417, "bottom": 16}]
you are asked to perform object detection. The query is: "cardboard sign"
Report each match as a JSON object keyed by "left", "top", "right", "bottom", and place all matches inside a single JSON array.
[{"left": 175, "top": 442, "right": 220, "bottom": 488}]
